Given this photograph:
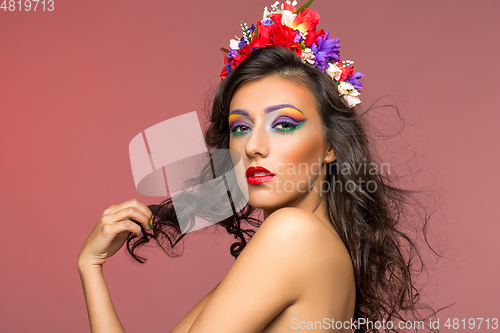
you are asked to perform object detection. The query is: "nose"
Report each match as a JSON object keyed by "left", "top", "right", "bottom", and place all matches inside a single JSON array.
[{"left": 244, "top": 123, "right": 269, "bottom": 159}]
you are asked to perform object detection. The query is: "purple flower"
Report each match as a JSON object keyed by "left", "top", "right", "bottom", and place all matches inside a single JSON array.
[
  {"left": 238, "top": 37, "right": 247, "bottom": 49},
  {"left": 346, "top": 72, "right": 365, "bottom": 89},
  {"left": 239, "top": 24, "right": 256, "bottom": 48},
  {"left": 311, "top": 30, "right": 341, "bottom": 71},
  {"left": 225, "top": 49, "right": 240, "bottom": 75},
  {"left": 261, "top": 18, "right": 274, "bottom": 26},
  {"left": 227, "top": 49, "right": 239, "bottom": 58},
  {"left": 226, "top": 60, "right": 233, "bottom": 74},
  {"left": 293, "top": 30, "right": 301, "bottom": 43}
]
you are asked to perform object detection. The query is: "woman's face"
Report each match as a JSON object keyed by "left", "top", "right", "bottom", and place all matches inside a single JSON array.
[{"left": 229, "top": 75, "right": 335, "bottom": 216}]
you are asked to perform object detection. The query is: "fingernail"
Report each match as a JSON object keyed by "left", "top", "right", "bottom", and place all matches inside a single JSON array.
[
  {"left": 141, "top": 231, "right": 144, "bottom": 237},
  {"left": 148, "top": 218, "right": 153, "bottom": 230}
]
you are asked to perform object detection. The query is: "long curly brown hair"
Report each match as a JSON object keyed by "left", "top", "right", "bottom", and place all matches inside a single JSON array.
[{"left": 127, "top": 46, "right": 439, "bottom": 332}]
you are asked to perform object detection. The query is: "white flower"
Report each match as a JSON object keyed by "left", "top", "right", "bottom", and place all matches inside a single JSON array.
[
  {"left": 343, "top": 90, "right": 361, "bottom": 108},
  {"left": 325, "top": 63, "right": 342, "bottom": 81},
  {"left": 271, "top": 1, "right": 280, "bottom": 11},
  {"left": 281, "top": 10, "right": 297, "bottom": 27},
  {"left": 262, "top": 6, "right": 270, "bottom": 19},
  {"left": 229, "top": 38, "right": 241, "bottom": 50},
  {"left": 337, "top": 81, "right": 354, "bottom": 95}
]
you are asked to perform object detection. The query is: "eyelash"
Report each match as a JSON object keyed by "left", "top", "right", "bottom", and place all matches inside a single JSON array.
[
  {"left": 231, "top": 124, "right": 251, "bottom": 136},
  {"left": 230, "top": 117, "right": 305, "bottom": 135}
]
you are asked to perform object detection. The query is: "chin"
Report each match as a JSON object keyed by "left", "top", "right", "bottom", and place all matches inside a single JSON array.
[
  {"left": 247, "top": 187, "right": 297, "bottom": 211},
  {"left": 247, "top": 189, "right": 280, "bottom": 210}
]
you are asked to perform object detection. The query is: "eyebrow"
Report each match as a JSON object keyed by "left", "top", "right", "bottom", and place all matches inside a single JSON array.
[
  {"left": 229, "top": 104, "right": 304, "bottom": 116},
  {"left": 229, "top": 109, "right": 249, "bottom": 116},
  {"left": 265, "top": 104, "right": 304, "bottom": 115}
]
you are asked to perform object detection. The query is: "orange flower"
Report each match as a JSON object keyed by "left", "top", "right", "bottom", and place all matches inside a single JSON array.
[
  {"left": 282, "top": 3, "right": 320, "bottom": 33},
  {"left": 291, "top": 8, "right": 320, "bottom": 32}
]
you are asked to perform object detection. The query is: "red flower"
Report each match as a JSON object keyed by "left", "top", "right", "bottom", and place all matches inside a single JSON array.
[
  {"left": 231, "top": 43, "right": 252, "bottom": 70},
  {"left": 220, "top": 43, "right": 253, "bottom": 78},
  {"left": 281, "top": 4, "right": 322, "bottom": 47},
  {"left": 304, "top": 28, "right": 325, "bottom": 47},
  {"left": 220, "top": 65, "right": 228, "bottom": 78},
  {"left": 283, "top": 2, "right": 297, "bottom": 12},
  {"left": 251, "top": 20, "right": 302, "bottom": 56},
  {"left": 220, "top": 48, "right": 230, "bottom": 77},
  {"left": 269, "top": 13, "right": 283, "bottom": 25},
  {"left": 339, "top": 66, "right": 354, "bottom": 81}
]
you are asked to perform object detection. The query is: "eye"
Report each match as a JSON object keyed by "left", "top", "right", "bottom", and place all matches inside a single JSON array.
[
  {"left": 230, "top": 122, "right": 252, "bottom": 136},
  {"left": 271, "top": 116, "right": 306, "bottom": 133},
  {"left": 274, "top": 122, "right": 296, "bottom": 131}
]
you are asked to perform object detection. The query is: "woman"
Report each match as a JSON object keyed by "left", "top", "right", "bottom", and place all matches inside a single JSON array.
[{"left": 78, "top": 2, "right": 433, "bottom": 332}]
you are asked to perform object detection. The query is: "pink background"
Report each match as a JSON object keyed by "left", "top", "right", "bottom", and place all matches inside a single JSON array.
[{"left": 1, "top": 0, "right": 498, "bottom": 332}]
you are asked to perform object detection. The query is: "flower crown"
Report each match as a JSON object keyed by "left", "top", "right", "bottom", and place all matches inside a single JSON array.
[{"left": 220, "top": 0, "right": 365, "bottom": 107}]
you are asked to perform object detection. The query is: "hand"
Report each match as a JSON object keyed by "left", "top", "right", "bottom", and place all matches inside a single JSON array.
[{"left": 78, "top": 198, "right": 152, "bottom": 270}]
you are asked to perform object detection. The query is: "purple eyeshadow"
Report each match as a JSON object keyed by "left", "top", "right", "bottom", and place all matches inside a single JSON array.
[
  {"left": 271, "top": 116, "right": 305, "bottom": 127},
  {"left": 230, "top": 120, "right": 251, "bottom": 132}
]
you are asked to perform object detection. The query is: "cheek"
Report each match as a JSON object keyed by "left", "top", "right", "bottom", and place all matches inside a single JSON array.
[
  {"left": 274, "top": 129, "right": 325, "bottom": 176},
  {"left": 229, "top": 136, "right": 247, "bottom": 165},
  {"left": 229, "top": 136, "right": 240, "bottom": 151}
]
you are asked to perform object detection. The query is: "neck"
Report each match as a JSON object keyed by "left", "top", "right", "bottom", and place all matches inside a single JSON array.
[{"left": 263, "top": 167, "right": 331, "bottom": 225}]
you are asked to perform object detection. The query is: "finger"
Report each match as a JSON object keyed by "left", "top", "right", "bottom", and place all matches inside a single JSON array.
[
  {"left": 103, "top": 199, "right": 153, "bottom": 222},
  {"left": 103, "top": 206, "right": 151, "bottom": 232},
  {"left": 102, "top": 219, "right": 142, "bottom": 238}
]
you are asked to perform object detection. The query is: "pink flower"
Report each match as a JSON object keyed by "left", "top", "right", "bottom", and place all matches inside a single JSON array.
[
  {"left": 281, "top": 10, "right": 297, "bottom": 27},
  {"left": 343, "top": 90, "right": 361, "bottom": 107},
  {"left": 325, "top": 63, "right": 342, "bottom": 81},
  {"left": 301, "top": 48, "right": 315, "bottom": 65}
]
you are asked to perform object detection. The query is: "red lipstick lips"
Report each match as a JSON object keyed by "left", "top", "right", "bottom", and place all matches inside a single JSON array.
[{"left": 245, "top": 166, "right": 275, "bottom": 185}]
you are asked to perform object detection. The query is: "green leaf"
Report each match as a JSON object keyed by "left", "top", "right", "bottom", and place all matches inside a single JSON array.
[{"left": 293, "top": 0, "right": 315, "bottom": 14}]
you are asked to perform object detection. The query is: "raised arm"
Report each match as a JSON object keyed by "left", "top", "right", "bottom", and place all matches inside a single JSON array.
[{"left": 77, "top": 199, "right": 153, "bottom": 332}]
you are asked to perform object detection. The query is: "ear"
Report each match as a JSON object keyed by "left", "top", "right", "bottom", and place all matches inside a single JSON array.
[{"left": 324, "top": 144, "right": 336, "bottom": 163}]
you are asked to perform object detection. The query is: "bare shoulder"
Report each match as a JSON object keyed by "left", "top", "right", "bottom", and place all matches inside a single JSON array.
[
  {"left": 257, "top": 207, "right": 350, "bottom": 256},
  {"left": 251, "top": 207, "right": 354, "bottom": 280},
  {"left": 184, "top": 207, "right": 355, "bottom": 332}
]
